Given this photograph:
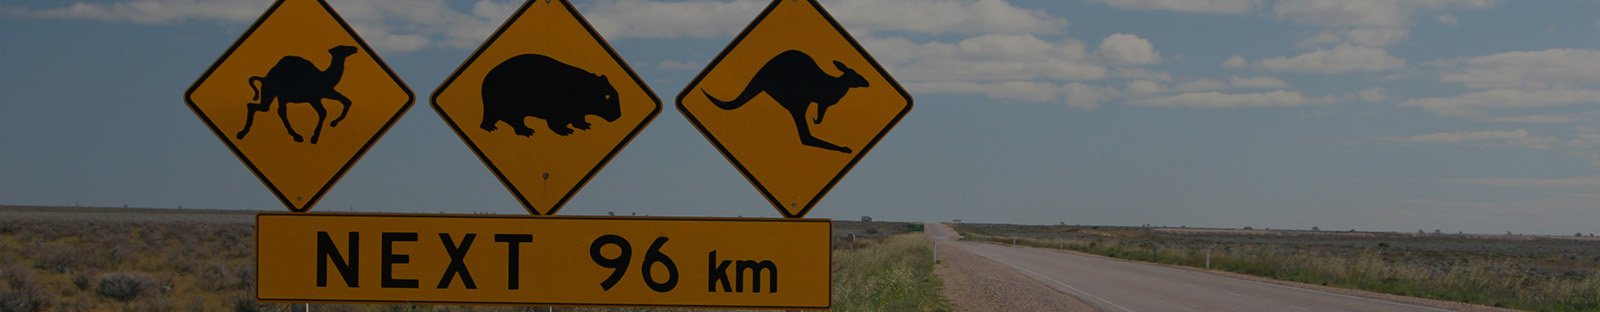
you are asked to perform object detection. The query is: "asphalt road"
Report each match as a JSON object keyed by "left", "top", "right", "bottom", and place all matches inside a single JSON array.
[{"left": 928, "top": 223, "right": 1456, "bottom": 312}]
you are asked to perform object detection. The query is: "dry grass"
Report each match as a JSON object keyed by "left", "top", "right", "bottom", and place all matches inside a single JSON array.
[
  {"left": 0, "top": 210, "right": 255, "bottom": 312},
  {"left": 953, "top": 223, "right": 1600, "bottom": 311},
  {"left": 830, "top": 234, "right": 949, "bottom": 312}
]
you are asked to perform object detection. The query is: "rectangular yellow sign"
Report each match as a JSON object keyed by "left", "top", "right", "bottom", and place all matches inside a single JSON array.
[{"left": 257, "top": 213, "right": 831, "bottom": 309}]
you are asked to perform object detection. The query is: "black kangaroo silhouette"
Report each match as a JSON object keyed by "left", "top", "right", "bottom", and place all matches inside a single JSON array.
[
  {"left": 480, "top": 54, "right": 621, "bottom": 137},
  {"left": 236, "top": 45, "right": 358, "bottom": 144},
  {"left": 702, "top": 50, "right": 868, "bottom": 153}
]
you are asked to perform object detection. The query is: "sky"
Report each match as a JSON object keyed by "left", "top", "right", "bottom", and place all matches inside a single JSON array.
[{"left": 2, "top": 0, "right": 1599, "bottom": 235}]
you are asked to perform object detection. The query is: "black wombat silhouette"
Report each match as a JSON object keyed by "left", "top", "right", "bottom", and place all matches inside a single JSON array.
[
  {"left": 480, "top": 54, "right": 621, "bottom": 137},
  {"left": 702, "top": 50, "right": 868, "bottom": 153},
  {"left": 237, "top": 45, "right": 359, "bottom": 144}
]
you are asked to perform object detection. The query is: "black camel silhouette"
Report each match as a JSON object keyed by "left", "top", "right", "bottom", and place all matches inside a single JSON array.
[
  {"left": 702, "top": 50, "right": 868, "bottom": 153},
  {"left": 236, "top": 45, "right": 358, "bottom": 144}
]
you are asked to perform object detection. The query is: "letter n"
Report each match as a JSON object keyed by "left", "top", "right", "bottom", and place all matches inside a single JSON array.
[{"left": 317, "top": 231, "right": 358, "bottom": 287}]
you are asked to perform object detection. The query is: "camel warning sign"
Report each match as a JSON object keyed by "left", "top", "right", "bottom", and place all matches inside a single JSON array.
[
  {"left": 678, "top": 0, "right": 911, "bottom": 218},
  {"left": 185, "top": 0, "right": 412, "bottom": 212},
  {"left": 432, "top": 0, "right": 659, "bottom": 215}
]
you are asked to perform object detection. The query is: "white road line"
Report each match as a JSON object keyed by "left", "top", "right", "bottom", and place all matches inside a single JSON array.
[{"left": 965, "top": 244, "right": 1136, "bottom": 312}]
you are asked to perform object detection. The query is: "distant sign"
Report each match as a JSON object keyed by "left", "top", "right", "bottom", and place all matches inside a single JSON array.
[
  {"left": 431, "top": 0, "right": 659, "bottom": 215},
  {"left": 677, "top": 0, "right": 911, "bottom": 218},
  {"left": 257, "top": 213, "right": 831, "bottom": 309},
  {"left": 185, "top": 0, "right": 412, "bottom": 212}
]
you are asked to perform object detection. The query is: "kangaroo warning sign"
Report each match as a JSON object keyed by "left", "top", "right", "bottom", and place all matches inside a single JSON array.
[
  {"left": 678, "top": 0, "right": 911, "bottom": 218},
  {"left": 185, "top": 0, "right": 412, "bottom": 212},
  {"left": 256, "top": 213, "right": 831, "bottom": 308},
  {"left": 432, "top": 0, "right": 660, "bottom": 215}
]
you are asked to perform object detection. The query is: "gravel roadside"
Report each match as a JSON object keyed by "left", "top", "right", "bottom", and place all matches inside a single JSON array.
[{"left": 929, "top": 230, "right": 1099, "bottom": 312}]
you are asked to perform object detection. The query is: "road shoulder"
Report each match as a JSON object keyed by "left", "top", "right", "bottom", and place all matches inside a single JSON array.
[{"left": 930, "top": 234, "right": 1098, "bottom": 311}]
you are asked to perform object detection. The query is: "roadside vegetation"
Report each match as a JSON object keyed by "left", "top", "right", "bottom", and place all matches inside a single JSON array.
[
  {"left": 0, "top": 206, "right": 946, "bottom": 312},
  {"left": 952, "top": 223, "right": 1600, "bottom": 311},
  {"left": 830, "top": 231, "right": 949, "bottom": 311}
]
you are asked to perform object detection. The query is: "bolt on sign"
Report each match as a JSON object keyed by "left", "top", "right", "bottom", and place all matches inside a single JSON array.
[
  {"left": 257, "top": 213, "right": 831, "bottom": 308},
  {"left": 185, "top": 0, "right": 412, "bottom": 212},
  {"left": 432, "top": 0, "right": 660, "bottom": 215},
  {"left": 678, "top": 0, "right": 912, "bottom": 218}
]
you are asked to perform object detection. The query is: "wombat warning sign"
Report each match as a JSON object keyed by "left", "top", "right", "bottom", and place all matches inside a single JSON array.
[{"left": 430, "top": 0, "right": 660, "bottom": 216}]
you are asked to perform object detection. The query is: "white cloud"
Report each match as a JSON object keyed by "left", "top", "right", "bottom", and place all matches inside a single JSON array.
[
  {"left": 332, "top": 0, "right": 516, "bottom": 52},
  {"left": 585, "top": 0, "right": 764, "bottom": 39},
  {"left": 1569, "top": 125, "right": 1600, "bottom": 147},
  {"left": 909, "top": 81, "right": 1063, "bottom": 103},
  {"left": 1231, "top": 76, "right": 1290, "bottom": 89},
  {"left": 1358, "top": 87, "right": 1387, "bottom": 102},
  {"left": 1434, "top": 48, "right": 1600, "bottom": 90},
  {"left": 909, "top": 81, "right": 1113, "bottom": 109},
  {"left": 1062, "top": 83, "right": 1118, "bottom": 109},
  {"left": 656, "top": 59, "right": 703, "bottom": 71},
  {"left": 1461, "top": 176, "right": 1600, "bottom": 189},
  {"left": 1222, "top": 55, "right": 1248, "bottom": 68},
  {"left": 1113, "top": 68, "right": 1173, "bottom": 81},
  {"left": 1095, "top": 0, "right": 1262, "bottom": 14},
  {"left": 1172, "top": 76, "right": 1287, "bottom": 92},
  {"left": 861, "top": 34, "right": 1106, "bottom": 83},
  {"left": 13, "top": 0, "right": 1071, "bottom": 52},
  {"left": 1096, "top": 33, "right": 1161, "bottom": 65},
  {"left": 8, "top": 0, "right": 263, "bottom": 24},
  {"left": 1480, "top": 115, "right": 1578, "bottom": 124},
  {"left": 1126, "top": 80, "right": 1165, "bottom": 95},
  {"left": 1381, "top": 129, "right": 1556, "bottom": 149},
  {"left": 1271, "top": 0, "right": 1495, "bottom": 61},
  {"left": 1297, "top": 28, "right": 1409, "bottom": 48},
  {"left": 1412, "top": 48, "right": 1600, "bottom": 127},
  {"left": 587, "top": 0, "right": 1069, "bottom": 39},
  {"left": 1174, "top": 79, "right": 1229, "bottom": 92},
  {"left": 1273, "top": 0, "right": 1497, "bottom": 28},
  {"left": 1259, "top": 45, "right": 1405, "bottom": 73},
  {"left": 1401, "top": 89, "right": 1600, "bottom": 117},
  {"left": 1273, "top": 0, "right": 1408, "bottom": 28},
  {"left": 1436, "top": 14, "right": 1459, "bottom": 26},
  {"left": 824, "top": 0, "right": 1068, "bottom": 35},
  {"left": 1132, "top": 90, "right": 1310, "bottom": 108},
  {"left": 8, "top": 0, "right": 521, "bottom": 52}
]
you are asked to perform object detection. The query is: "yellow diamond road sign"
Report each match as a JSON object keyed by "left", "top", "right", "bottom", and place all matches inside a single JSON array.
[
  {"left": 432, "top": 0, "right": 660, "bottom": 215},
  {"left": 678, "top": 0, "right": 912, "bottom": 218},
  {"left": 186, "top": 0, "right": 412, "bottom": 212}
]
